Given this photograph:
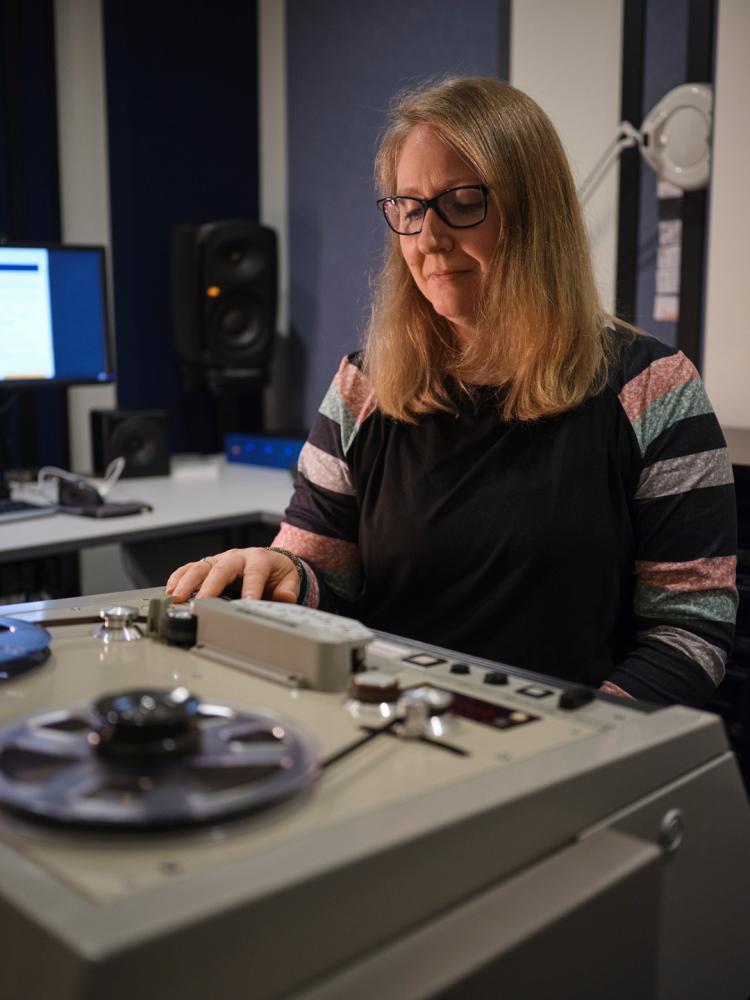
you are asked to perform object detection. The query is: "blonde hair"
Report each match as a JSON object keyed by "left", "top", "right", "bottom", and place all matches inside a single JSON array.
[{"left": 363, "top": 76, "right": 619, "bottom": 423}]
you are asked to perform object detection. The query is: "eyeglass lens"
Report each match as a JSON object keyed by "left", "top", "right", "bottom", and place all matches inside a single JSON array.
[{"left": 381, "top": 186, "right": 487, "bottom": 234}]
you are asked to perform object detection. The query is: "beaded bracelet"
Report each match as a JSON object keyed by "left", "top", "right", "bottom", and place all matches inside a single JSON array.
[{"left": 265, "top": 546, "right": 308, "bottom": 605}]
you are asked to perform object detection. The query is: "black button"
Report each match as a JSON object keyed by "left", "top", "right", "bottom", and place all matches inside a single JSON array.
[
  {"left": 518, "top": 684, "right": 552, "bottom": 699},
  {"left": 559, "top": 686, "right": 595, "bottom": 710},
  {"left": 450, "top": 662, "right": 470, "bottom": 675},
  {"left": 484, "top": 671, "right": 508, "bottom": 685}
]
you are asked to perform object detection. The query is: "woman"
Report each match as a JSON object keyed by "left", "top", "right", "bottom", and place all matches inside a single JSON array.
[{"left": 167, "top": 77, "right": 737, "bottom": 707}]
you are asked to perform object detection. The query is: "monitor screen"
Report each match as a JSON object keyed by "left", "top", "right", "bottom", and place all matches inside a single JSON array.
[{"left": 0, "top": 243, "right": 114, "bottom": 387}]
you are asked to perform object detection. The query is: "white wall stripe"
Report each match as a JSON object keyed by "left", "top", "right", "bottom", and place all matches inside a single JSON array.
[
  {"left": 259, "top": 0, "right": 291, "bottom": 431},
  {"left": 703, "top": 0, "right": 750, "bottom": 430},
  {"left": 510, "top": 0, "right": 624, "bottom": 313},
  {"left": 54, "top": 0, "right": 116, "bottom": 473},
  {"left": 55, "top": 0, "right": 130, "bottom": 594},
  {"left": 259, "top": 0, "right": 289, "bottom": 336}
]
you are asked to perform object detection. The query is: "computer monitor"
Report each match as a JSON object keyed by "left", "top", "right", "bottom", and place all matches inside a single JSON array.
[{"left": 0, "top": 243, "right": 114, "bottom": 388}]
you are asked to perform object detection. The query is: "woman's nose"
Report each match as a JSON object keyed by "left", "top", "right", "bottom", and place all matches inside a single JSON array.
[{"left": 416, "top": 208, "right": 453, "bottom": 254}]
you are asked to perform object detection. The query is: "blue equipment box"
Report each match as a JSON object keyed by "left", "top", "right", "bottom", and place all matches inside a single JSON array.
[{"left": 225, "top": 434, "right": 304, "bottom": 470}]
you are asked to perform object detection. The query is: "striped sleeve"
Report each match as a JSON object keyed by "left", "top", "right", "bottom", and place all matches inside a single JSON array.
[
  {"left": 608, "top": 336, "right": 738, "bottom": 706},
  {"left": 272, "top": 353, "right": 377, "bottom": 609}
]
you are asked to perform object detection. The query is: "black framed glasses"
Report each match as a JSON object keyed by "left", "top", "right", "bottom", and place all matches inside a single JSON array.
[{"left": 377, "top": 185, "right": 490, "bottom": 235}]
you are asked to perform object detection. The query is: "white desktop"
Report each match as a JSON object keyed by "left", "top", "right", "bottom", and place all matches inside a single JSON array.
[{"left": 1, "top": 456, "right": 293, "bottom": 595}]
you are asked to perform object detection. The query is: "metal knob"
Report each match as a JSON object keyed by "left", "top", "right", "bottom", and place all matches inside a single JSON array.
[
  {"left": 402, "top": 699, "right": 429, "bottom": 738},
  {"left": 401, "top": 686, "right": 454, "bottom": 715},
  {"left": 92, "top": 605, "right": 143, "bottom": 643}
]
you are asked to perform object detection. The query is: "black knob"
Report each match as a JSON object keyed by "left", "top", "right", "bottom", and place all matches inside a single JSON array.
[
  {"left": 349, "top": 671, "right": 401, "bottom": 704},
  {"left": 559, "top": 686, "right": 595, "bottom": 710},
  {"left": 163, "top": 605, "right": 198, "bottom": 647},
  {"left": 93, "top": 688, "right": 201, "bottom": 761},
  {"left": 484, "top": 671, "right": 508, "bottom": 685}
]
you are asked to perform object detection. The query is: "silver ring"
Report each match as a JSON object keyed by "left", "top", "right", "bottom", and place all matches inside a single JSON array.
[{"left": 201, "top": 556, "right": 215, "bottom": 568}]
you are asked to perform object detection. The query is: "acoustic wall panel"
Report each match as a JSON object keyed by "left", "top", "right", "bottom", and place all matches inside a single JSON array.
[
  {"left": 103, "top": 0, "right": 261, "bottom": 453},
  {"left": 286, "top": 0, "right": 506, "bottom": 428}
]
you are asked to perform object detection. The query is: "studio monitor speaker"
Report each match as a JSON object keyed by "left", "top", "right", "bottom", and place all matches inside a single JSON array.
[
  {"left": 90, "top": 410, "right": 170, "bottom": 478},
  {"left": 171, "top": 219, "right": 277, "bottom": 388}
]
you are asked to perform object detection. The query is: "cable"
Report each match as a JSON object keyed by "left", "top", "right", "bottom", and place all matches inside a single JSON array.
[{"left": 99, "top": 457, "right": 126, "bottom": 497}]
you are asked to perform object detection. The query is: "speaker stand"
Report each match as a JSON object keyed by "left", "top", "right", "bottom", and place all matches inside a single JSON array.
[{"left": 216, "top": 392, "right": 264, "bottom": 443}]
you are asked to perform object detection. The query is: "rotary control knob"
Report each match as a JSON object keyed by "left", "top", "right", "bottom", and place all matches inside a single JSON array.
[
  {"left": 401, "top": 685, "right": 454, "bottom": 715},
  {"left": 163, "top": 604, "right": 198, "bottom": 647},
  {"left": 92, "top": 605, "right": 143, "bottom": 643},
  {"left": 349, "top": 670, "right": 401, "bottom": 704}
]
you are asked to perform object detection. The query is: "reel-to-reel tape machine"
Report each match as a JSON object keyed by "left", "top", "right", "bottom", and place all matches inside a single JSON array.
[{"left": 0, "top": 588, "right": 748, "bottom": 1000}]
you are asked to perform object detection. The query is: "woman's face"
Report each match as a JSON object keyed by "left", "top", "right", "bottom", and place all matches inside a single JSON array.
[{"left": 395, "top": 125, "right": 501, "bottom": 344}]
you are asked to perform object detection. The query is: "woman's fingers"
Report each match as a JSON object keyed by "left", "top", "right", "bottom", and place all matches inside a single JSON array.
[
  {"left": 166, "top": 548, "right": 301, "bottom": 605},
  {"left": 194, "top": 551, "right": 247, "bottom": 599},
  {"left": 166, "top": 550, "right": 244, "bottom": 603},
  {"left": 165, "top": 561, "right": 204, "bottom": 601},
  {"left": 241, "top": 555, "right": 300, "bottom": 602}
]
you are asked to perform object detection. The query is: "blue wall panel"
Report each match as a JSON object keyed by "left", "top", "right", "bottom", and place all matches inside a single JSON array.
[
  {"left": 0, "top": 0, "right": 67, "bottom": 469},
  {"left": 103, "top": 0, "right": 260, "bottom": 452},
  {"left": 286, "top": 0, "right": 506, "bottom": 427}
]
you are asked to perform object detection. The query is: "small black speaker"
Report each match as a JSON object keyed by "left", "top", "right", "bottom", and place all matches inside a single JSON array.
[
  {"left": 171, "top": 219, "right": 277, "bottom": 389},
  {"left": 90, "top": 410, "right": 170, "bottom": 478}
]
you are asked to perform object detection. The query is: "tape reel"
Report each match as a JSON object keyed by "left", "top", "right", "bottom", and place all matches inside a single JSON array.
[
  {"left": 0, "top": 689, "right": 319, "bottom": 828},
  {"left": 0, "top": 618, "right": 51, "bottom": 680}
]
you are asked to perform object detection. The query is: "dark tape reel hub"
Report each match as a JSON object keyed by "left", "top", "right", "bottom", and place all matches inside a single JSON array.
[
  {"left": 0, "top": 689, "right": 319, "bottom": 828},
  {"left": 93, "top": 688, "right": 202, "bottom": 761}
]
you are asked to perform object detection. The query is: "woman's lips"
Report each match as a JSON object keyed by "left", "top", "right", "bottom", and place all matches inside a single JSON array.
[{"left": 426, "top": 269, "right": 471, "bottom": 281}]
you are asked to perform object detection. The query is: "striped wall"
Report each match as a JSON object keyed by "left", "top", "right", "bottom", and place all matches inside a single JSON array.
[{"left": 6, "top": 0, "right": 749, "bottom": 480}]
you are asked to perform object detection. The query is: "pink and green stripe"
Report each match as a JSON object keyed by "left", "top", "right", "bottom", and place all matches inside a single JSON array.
[
  {"left": 297, "top": 442, "right": 355, "bottom": 496},
  {"left": 272, "top": 522, "right": 362, "bottom": 602},
  {"left": 319, "top": 357, "right": 377, "bottom": 454},
  {"left": 634, "top": 582, "right": 737, "bottom": 624}
]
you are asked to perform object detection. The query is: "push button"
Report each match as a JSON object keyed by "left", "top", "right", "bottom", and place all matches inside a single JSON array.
[
  {"left": 518, "top": 684, "right": 552, "bottom": 699},
  {"left": 403, "top": 653, "right": 446, "bottom": 668},
  {"left": 559, "top": 686, "right": 595, "bottom": 710},
  {"left": 484, "top": 671, "right": 508, "bottom": 686},
  {"left": 450, "top": 662, "right": 470, "bottom": 675}
]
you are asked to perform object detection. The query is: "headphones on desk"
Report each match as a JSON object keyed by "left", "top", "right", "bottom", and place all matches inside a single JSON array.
[
  {"left": 34, "top": 462, "right": 153, "bottom": 517},
  {"left": 37, "top": 459, "right": 126, "bottom": 508}
]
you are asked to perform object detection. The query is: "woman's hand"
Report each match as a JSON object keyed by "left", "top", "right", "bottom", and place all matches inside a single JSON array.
[{"left": 165, "top": 547, "right": 301, "bottom": 605}]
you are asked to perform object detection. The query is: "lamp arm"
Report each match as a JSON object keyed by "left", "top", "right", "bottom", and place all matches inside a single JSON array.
[{"left": 577, "top": 121, "right": 641, "bottom": 206}]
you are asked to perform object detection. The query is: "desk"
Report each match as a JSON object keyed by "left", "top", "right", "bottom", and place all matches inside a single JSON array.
[{"left": 0, "top": 457, "right": 294, "bottom": 595}]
